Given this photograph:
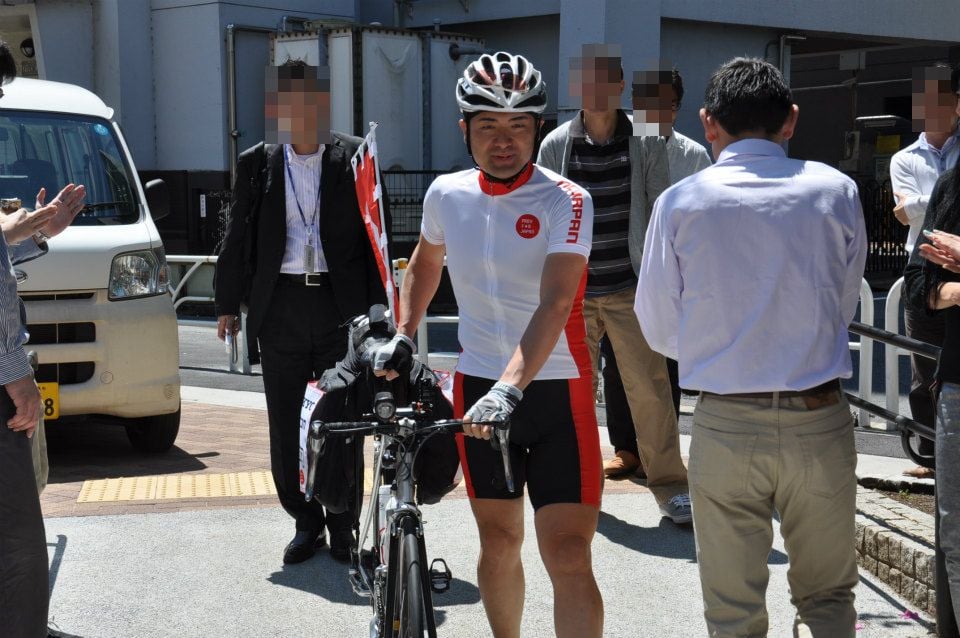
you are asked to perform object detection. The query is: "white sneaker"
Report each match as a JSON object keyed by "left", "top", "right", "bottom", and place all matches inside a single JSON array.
[{"left": 660, "top": 493, "right": 693, "bottom": 525}]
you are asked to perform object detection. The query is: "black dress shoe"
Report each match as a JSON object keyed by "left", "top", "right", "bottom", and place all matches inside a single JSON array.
[
  {"left": 283, "top": 530, "right": 327, "bottom": 564},
  {"left": 329, "top": 529, "right": 356, "bottom": 564}
]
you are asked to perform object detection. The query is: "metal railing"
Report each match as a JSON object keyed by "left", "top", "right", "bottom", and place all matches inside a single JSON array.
[
  {"left": 163, "top": 255, "right": 921, "bottom": 421},
  {"left": 166, "top": 254, "right": 251, "bottom": 375},
  {"left": 167, "top": 255, "right": 217, "bottom": 313},
  {"left": 884, "top": 276, "right": 917, "bottom": 414},
  {"left": 846, "top": 320, "right": 937, "bottom": 459},
  {"left": 850, "top": 278, "right": 874, "bottom": 428}
]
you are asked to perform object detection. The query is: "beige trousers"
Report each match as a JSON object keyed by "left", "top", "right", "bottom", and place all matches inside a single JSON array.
[
  {"left": 584, "top": 287, "right": 687, "bottom": 503},
  {"left": 689, "top": 393, "right": 858, "bottom": 638}
]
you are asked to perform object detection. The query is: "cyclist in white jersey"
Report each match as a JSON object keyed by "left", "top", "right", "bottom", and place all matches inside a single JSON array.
[{"left": 373, "top": 52, "right": 603, "bottom": 638}]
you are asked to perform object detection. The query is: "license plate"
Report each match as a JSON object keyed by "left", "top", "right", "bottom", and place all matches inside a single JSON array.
[{"left": 38, "top": 382, "right": 59, "bottom": 420}]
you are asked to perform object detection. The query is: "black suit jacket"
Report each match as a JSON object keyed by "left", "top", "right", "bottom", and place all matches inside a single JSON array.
[{"left": 215, "top": 133, "right": 389, "bottom": 362}]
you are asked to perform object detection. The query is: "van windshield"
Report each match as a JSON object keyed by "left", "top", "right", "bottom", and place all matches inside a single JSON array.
[{"left": 0, "top": 111, "right": 139, "bottom": 225}]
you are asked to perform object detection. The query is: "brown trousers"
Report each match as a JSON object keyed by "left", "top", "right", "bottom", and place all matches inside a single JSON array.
[{"left": 584, "top": 287, "right": 687, "bottom": 504}]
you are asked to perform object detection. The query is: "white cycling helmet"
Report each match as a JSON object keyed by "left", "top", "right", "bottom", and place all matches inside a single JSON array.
[{"left": 456, "top": 52, "right": 547, "bottom": 115}]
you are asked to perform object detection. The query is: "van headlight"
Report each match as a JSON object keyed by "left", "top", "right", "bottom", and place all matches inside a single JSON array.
[{"left": 108, "top": 248, "right": 169, "bottom": 300}]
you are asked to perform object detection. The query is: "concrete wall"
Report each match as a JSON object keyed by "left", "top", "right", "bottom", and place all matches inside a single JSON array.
[
  {"left": 150, "top": 2, "right": 222, "bottom": 171},
  {"left": 94, "top": 1, "right": 156, "bottom": 167},
  {"left": 660, "top": 1, "right": 960, "bottom": 44},
  {"left": 660, "top": 19, "right": 780, "bottom": 158},
  {"left": 23, "top": 0, "right": 960, "bottom": 173},
  {"left": 34, "top": 0, "right": 94, "bottom": 88},
  {"left": 361, "top": 0, "right": 559, "bottom": 28},
  {"left": 556, "top": 0, "right": 659, "bottom": 121},
  {"left": 380, "top": 0, "right": 960, "bottom": 44},
  {"left": 150, "top": 0, "right": 357, "bottom": 171}
]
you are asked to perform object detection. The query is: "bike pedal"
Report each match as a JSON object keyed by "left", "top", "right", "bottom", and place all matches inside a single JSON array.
[
  {"left": 430, "top": 558, "right": 452, "bottom": 593},
  {"left": 348, "top": 567, "right": 372, "bottom": 598}
]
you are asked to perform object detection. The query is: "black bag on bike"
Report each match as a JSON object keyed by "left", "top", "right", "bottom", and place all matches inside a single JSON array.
[
  {"left": 305, "top": 305, "right": 461, "bottom": 509},
  {"left": 306, "top": 377, "right": 364, "bottom": 515},
  {"left": 408, "top": 366, "right": 459, "bottom": 505}
]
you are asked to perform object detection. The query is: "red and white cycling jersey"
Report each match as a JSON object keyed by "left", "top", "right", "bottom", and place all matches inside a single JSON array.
[{"left": 421, "top": 163, "right": 594, "bottom": 381}]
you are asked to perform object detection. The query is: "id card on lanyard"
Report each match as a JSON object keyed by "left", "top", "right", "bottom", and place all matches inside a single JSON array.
[{"left": 285, "top": 145, "right": 322, "bottom": 273}]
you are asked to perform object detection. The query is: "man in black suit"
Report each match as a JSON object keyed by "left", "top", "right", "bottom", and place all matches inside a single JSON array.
[{"left": 215, "top": 61, "right": 386, "bottom": 564}]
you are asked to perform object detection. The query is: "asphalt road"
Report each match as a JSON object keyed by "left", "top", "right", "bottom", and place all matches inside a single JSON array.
[{"left": 35, "top": 322, "right": 932, "bottom": 637}]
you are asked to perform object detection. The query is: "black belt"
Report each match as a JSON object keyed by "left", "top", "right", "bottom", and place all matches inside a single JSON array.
[
  {"left": 277, "top": 272, "right": 331, "bottom": 287},
  {"left": 702, "top": 379, "right": 841, "bottom": 401}
]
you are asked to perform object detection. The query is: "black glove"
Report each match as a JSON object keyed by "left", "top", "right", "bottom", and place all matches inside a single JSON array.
[
  {"left": 372, "top": 333, "right": 415, "bottom": 376},
  {"left": 465, "top": 382, "right": 523, "bottom": 424}
]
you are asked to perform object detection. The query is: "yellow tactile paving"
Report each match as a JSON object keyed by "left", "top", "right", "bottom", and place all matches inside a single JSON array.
[
  {"left": 78, "top": 471, "right": 276, "bottom": 503},
  {"left": 76, "top": 469, "right": 377, "bottom": 503}
]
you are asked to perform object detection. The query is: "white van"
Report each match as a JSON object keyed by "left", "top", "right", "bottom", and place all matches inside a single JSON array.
[{"left": 0, "top": 77, "right": 181, "bottom": 452}]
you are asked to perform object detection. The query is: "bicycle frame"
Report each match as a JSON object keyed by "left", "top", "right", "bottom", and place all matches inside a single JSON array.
[
  {"left": 354, "top": 427, "right": 439, "bottom": 638},
  {"left": 316, "top": 410, "right": 509, "bottom": 638}
]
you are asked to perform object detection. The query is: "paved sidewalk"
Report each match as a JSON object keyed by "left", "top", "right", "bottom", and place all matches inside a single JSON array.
[
  {"left": 38, "top": 390, "right": 939, "bottom": 637},
  {"left": 44, "top": 494, "right": 934, "bottom": 638}
]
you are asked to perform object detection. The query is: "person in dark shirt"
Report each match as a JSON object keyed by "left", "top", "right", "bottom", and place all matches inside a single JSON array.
[{"left": 904, "top": 165, "right": 960, "bottom": 621}]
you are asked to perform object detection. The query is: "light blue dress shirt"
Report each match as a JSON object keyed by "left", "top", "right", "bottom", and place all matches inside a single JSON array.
[
  {"left": 635, "top": 138, "right": 868, "bottom": 394},
  {"left": 890, "top": 132, "right": 960, "bottom": 252}
]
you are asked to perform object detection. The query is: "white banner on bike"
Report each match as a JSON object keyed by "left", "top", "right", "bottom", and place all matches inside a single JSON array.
[{"left": 298, "top": 380, "right": 326, "bottom": 495}]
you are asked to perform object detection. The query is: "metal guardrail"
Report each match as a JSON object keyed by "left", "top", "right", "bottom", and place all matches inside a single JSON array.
[
  {"left": 166, "top": 254, "right": 251, "bottom": 374},
  {"left": 167, "top": 255, "right": 216, "bottom": 312},
  {"left": 165, "top": 256, "right": 930, "bottom": 429},
  {"left": 847, "top": 320, "right": 938, "bottom": 460}
]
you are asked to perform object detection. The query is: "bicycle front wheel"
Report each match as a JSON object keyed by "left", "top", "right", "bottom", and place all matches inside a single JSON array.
[{"left": 395, "top": 528, "right": 427, "bottom": 638}]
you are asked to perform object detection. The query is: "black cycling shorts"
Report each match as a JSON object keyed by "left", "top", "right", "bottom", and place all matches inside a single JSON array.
[{"left": 453, "top": 372, "right": 602, "bottom": 510}]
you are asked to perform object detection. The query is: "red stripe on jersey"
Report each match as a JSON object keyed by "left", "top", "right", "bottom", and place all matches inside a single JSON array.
[
  {"left": 563, "top": 267, "right": 593, "bottom": 379},
  {"left": 452, "top": 372, "right": 477, "bottom": 499},
  {"left": 568, "top": 376, "right": 602, "bottom": 506},
  {"left": 478, "top": 162, "right": 535, "bottom": 196}
]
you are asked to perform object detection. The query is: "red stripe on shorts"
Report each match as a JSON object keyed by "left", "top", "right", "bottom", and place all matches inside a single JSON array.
[
  {"left": 568, "top": 376, "right": 602, "bottom": 506},
  {"left": 564, "top": 268, "right": 602, "bottom": 505},
  {"left": 452, "top": 372, "right": 477, "bottom": 499}
]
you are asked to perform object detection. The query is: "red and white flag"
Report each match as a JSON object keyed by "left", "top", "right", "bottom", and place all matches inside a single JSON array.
[{"left": 351, "top": 122, "right": 398, "bottom": 319}]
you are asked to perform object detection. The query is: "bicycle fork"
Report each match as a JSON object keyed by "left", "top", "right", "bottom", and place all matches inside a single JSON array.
[{"left": 381, "top": 512, "right": 438, "bottom": 638}]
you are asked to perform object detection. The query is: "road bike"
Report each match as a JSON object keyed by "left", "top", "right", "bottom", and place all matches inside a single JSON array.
[{"left": 310, "top": 388, "right": 513, "bottom": 638}]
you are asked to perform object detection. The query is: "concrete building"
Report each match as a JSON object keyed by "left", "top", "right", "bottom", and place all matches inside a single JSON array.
[
  {"left": 1, "top": 0, "right": 957, "bottom": 270},
  {"left": 365, "top": 0, "right": 960, "bottom": 280}
]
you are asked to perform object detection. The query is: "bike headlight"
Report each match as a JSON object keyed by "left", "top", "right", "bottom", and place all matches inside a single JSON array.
[{"left": 108, "top": 247, "right": 169, "bottom": 300}]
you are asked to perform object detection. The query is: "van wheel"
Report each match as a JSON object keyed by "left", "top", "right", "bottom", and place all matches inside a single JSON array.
[{"left": 125, "top": 407, "right": 181, "bottom": 453}]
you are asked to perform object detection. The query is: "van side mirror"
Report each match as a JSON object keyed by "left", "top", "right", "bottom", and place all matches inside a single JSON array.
[{"left": 144, "top": 179, "right": 170, "bottom": 222}]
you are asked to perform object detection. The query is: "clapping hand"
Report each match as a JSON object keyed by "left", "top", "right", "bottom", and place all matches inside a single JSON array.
[
  {"left": 0, "top": 202, "right": 57, "bottom": 244},
  {"left": 36, "top": 183, "right": 87, "bottom": 239},
  {"left": 892, "top": 192, "right": 910, "bottom": 226},
  {"left": 919, "top": 229, "right": 960, "bottom": 273}
]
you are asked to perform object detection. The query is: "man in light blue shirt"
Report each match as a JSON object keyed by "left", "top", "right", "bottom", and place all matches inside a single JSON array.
[{"left": 636, "top": 57, "right": 867, "bottom": 637}]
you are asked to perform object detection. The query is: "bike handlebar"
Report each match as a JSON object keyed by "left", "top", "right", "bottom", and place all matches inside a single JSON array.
[
  {"left": 314, "top": 417, "right": 516, "bottom": 492},
  {"left": 315, "top": 417, "right": 508, "bottom": 436}
]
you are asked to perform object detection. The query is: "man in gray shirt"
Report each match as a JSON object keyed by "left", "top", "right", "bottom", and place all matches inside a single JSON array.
[
  {"left": 539, "top": 45, "right": 691, "bottom": 524},
  {"left": 603, "top": 68, "right": 712, "bottom": 436}
]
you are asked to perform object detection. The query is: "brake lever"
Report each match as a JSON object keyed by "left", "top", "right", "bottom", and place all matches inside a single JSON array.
[{"left": 489, "top": 422, "right": 515, "bottom": 493}]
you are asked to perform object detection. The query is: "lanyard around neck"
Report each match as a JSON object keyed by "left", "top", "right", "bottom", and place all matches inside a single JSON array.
[{"left": 284, "top": 145, "right": 322, "bottom": 230}]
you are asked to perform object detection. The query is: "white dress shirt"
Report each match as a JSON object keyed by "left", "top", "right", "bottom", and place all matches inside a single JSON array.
[
  {"left": 665, "top": 129, "right": 712, "bottom": 185},
  {"left": 280, "top": 144, "right": 328, "bottom": 274},
  {"left": 635, "top": 138, "right": 867, "bottom": 394},
  {"left": 890, "top": 132, "right": 959, "bottom": 252}
]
